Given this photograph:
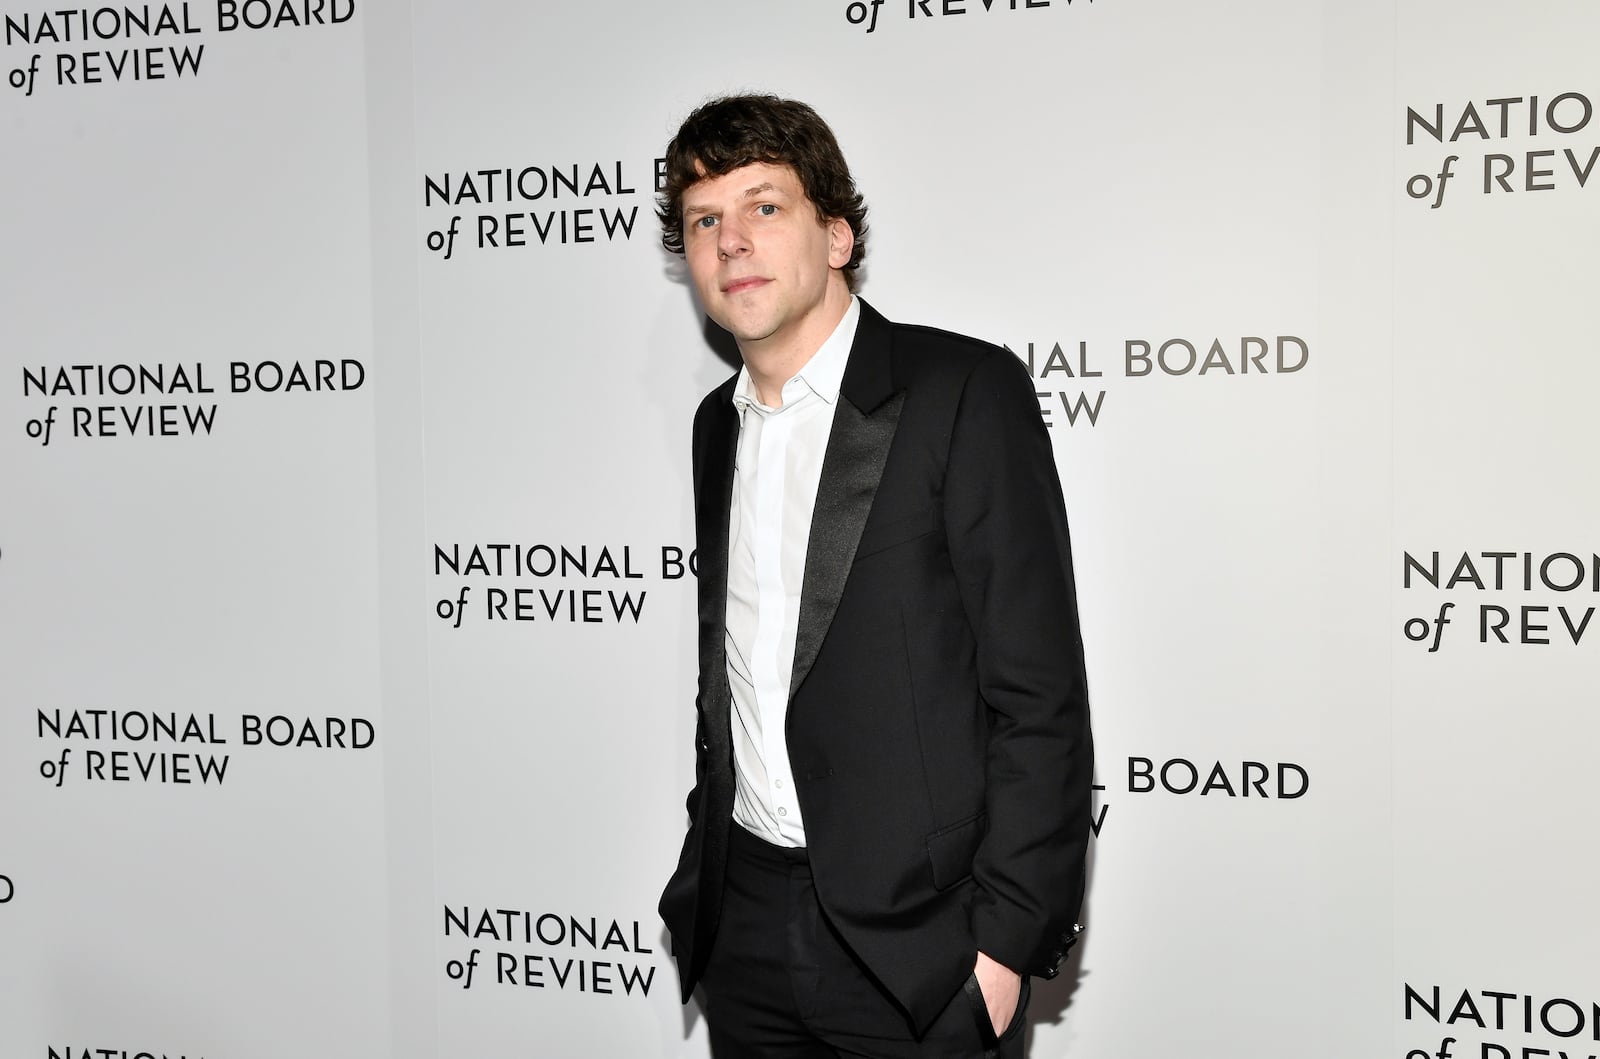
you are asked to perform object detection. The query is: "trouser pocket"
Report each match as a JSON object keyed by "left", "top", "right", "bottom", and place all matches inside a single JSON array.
[{"left": 961, "top": 971, "right": 1031, "bottom": 1056}]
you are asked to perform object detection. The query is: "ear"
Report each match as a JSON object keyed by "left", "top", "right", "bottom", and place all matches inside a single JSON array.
[{"left": 826, "top": 216, "right": 854, "bottom": 270}]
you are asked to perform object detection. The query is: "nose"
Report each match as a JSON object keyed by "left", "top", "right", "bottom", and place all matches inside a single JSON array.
[{"left": 717, "top": 214, "right": 750, "bottom": 259}]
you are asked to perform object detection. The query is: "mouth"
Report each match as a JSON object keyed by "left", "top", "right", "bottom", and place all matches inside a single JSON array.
[{"left": 721, "top": 276, "right": 770, "bottom": 295}]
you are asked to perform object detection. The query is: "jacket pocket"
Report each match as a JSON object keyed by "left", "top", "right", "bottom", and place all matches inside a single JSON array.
[
  {"left": 926, "top": 811, "right": 986, "bottom": 891},
  {"left": 853, "top": 505, "right": 939, "bottom": 561}
]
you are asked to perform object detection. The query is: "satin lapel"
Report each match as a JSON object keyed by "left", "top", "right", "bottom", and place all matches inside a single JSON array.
[{"left": 789, "top": 387, "right": 905, "bottom": 700}]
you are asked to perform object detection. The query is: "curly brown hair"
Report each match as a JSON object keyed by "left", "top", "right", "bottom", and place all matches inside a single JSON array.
[{"left": 658, "top": 95, "right": 869, "bottom": 288}]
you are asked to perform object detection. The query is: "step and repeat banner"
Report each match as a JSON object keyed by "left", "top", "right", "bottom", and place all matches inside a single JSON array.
[{"left": 3, "top": 2, "right": 1595, "bottom": 1057}]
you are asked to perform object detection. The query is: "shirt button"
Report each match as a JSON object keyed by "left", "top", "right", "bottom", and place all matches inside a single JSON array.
[
  {"left": 775, "top": 778, "right": 785, "bottom": 789},
  {"left": 776, "top": 807, "right": 788, "bottom": 817}
]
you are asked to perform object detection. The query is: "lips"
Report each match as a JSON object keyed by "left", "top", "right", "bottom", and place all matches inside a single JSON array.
[{"left": 721, "top": 276, "right": 770, "bottom": 295}]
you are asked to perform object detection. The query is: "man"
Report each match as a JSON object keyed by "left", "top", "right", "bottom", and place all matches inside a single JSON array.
[{"left": 657, "top": 94, "right": 1093, "bottom": 1058}]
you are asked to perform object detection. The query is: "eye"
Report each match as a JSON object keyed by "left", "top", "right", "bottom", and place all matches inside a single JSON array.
[
  {"left": 756, "top": 203, "right": 778, "bottom": 217},
  {"left": 693, "top": 215, "right": 718, "bottom": 229}
]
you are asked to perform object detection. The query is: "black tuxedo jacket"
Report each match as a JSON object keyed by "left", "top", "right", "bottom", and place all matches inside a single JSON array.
[{"left": 660, "top": 299, "right": 1092, "bottom": 1034}]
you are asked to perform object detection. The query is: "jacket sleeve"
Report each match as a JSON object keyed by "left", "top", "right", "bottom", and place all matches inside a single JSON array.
[
  {"left": 941, "top": 347, "right": 1093, "bottom": 978},
  {"left": 680, "top": 393, "right": 717, "bottom": 823}
]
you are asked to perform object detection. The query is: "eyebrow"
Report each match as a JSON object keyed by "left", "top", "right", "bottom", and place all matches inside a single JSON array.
[{"left": 683, "top": 182, "right": 787, "bottom": 216}]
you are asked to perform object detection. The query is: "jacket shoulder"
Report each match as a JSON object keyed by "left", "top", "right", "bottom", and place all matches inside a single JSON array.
[
  {"left": 887, "top": 319, "right": 1029, "bottom": 393},
  {"left": 691, "top": 371, "right": 739, "bottom": 442}
]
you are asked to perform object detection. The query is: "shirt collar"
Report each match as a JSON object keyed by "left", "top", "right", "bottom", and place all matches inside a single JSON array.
[{"left": 732, "top": 296, "right": 860, "bottom": 412}]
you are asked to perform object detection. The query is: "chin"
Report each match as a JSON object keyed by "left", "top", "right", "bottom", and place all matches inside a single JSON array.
[{"left": 720, "top": 314, "right": 777, "bottom": 345}]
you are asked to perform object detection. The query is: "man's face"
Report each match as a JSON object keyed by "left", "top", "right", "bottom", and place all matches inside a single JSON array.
[{"left": 680, "top": 161, "right": 853, "bottom": 359}]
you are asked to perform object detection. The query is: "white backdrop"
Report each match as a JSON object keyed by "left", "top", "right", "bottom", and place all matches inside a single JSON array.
[{"left": 3, "top": 1, "right": 1596, "bottom": 1057}]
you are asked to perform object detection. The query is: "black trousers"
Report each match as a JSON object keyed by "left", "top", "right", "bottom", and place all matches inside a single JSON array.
[{"left": 699, "top": 824, "right": 1029, "bottom": 1059}]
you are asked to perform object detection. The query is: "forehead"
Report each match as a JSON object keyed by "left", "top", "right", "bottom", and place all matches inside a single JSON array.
[{"left": 683, "top": 161, "right": 806, "bottom": 207}]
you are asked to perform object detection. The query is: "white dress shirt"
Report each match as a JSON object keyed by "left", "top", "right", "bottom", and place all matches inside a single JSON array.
[{"left": 725, "top": 296, "right": 861, "bottom": 847}]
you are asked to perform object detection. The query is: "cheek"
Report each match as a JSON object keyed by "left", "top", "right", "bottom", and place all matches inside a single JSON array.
[{"left": 685, "top": 247, "right": 718, "bottom": 288}]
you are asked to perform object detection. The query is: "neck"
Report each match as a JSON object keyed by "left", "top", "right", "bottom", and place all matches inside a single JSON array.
[{"left": 739, "top": 280, "right": 852, "bottom": 408}]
